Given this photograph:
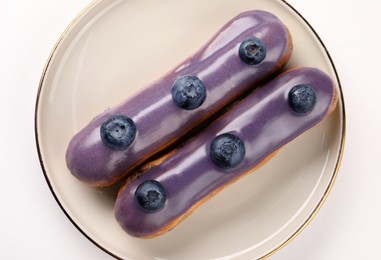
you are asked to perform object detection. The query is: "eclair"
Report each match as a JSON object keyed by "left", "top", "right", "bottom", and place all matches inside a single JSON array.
[
  {"left": 114, "top": 67, "right": 338, "bottom": 238},
  {"left": 65, "top": 10, "right": 292, "bottom": 187}
]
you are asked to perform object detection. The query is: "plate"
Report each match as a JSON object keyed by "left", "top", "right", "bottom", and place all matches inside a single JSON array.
[{"left": 35, "top": 0, "right": 345, "bottom": 259}]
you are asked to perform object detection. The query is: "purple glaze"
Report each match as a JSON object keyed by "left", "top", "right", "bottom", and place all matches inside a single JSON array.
[
  {"left": 114, "top": 67, "right": 337, "bottom": 238},
  {"left": 66, "top": 10, "right": 292, "bottom": 186}
]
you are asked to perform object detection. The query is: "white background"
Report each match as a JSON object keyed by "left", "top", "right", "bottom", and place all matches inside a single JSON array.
[{"left": 0, "top": 0, "right": 380, "bottom": 259}]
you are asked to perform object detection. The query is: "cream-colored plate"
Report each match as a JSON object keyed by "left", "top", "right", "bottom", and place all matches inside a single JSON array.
[{"left": 35, "top": 0, "right": 345, "bottom": 259}]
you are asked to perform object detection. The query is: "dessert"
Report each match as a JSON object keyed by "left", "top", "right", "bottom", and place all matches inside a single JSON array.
[
  {"left": 65, "top": 10, "right": 292, "bottom": 187},
  {"left": 114, "top": 67, "right": 338, "bottom": 238}
]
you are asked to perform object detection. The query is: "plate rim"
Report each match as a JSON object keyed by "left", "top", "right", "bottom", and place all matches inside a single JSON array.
[{"left": 34, "top": 0, "right": 346, "bottom": 259}]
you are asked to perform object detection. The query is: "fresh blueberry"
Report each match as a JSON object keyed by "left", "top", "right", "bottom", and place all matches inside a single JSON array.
[
  {"left": 135, "top": 180, "right": 166, "bottom": 213},
  {"left": 239, "top": 37, "right": 267, "bottom": 65},
  {"left": 210, "top": 133, "right": 245, "bottom": 169},
  {"left": 171, "top": 75, "right": 206, "bottom": 110},
  {"left": 100, "top": 115, "right": 136, "bottom": 151},
  {"left": 288, "top": 84, "right": 317, "bottom": 114}
]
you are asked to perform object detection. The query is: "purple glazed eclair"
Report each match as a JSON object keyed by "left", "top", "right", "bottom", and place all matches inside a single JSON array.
[
  {"left": 65, "top": 10, "right": 292, "bottom": 187},
  {"left": 114, "top": 67, "right": 338, "bottom": 238}
]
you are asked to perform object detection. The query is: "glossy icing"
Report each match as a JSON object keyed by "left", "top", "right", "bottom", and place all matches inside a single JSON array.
[
  {"left": 114, "top": 67, "right": 337, "bottom": 238},
  {"left": 66, "top": 10, "right": 292, "bottom": 186}
]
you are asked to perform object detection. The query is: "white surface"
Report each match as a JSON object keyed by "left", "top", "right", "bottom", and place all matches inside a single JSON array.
[{"left": 0, "top": 1, "right": 379, "bottom": 260}]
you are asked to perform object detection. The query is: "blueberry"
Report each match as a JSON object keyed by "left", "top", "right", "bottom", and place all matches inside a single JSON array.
[
  {"left": 239, "top": 37, "right": 267, "bottom": 65},
  {"left": 210, "top": 133, "right": 245, "bottom": 169},
  {"left": 288, "top": 84, "right": 317, "bottom": 114},
  {"left": 135, "top": 180, "right": 166, "bottom": 213},
  {"left": 100, "top": 115, "right": 136, "bottom": 151},
  {"left": 171, "top": 75, "right": 206, "bottom": 110}
]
